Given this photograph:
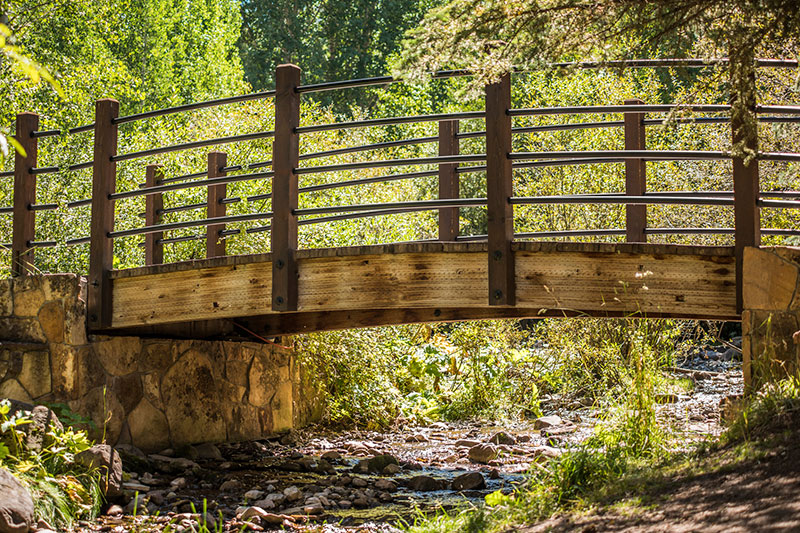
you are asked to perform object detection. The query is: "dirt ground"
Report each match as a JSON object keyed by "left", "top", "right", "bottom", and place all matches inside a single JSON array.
[{"left": 523, "top": 440, "right": 800, "bottom": 533}]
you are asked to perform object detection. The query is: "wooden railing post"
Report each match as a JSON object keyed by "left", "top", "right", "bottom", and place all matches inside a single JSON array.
[
  {"left": 486, "top": 73, "right": 515, "bottom": 306},
  {"left": 144, "top": 164, "right": 164, "bottom": 265},
  {"left": 271, "top": 64, "right": 301, "bottom": 311},
  {"left": 88, "top": 99, "right": 119, "bottom": 330},
  {"left": 624, "top": 99, "right": 647, "bottom": 242},
  {"left": 11, "top": 112, "right": 39, "bottom": 276},
  {"left": 732, "top": 116, "right": 760, "bottom": 314},
  {"left": 206, "top": 151, "right": 227, "bottom": 258},
  {"left": 438, "top": 119, "right": 460, "bottom": 241}
]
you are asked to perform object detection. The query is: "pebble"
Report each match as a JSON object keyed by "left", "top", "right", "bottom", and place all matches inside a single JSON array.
[
  {"left": 219, "top": 479, "right": 243, "bottom": 492},
  {"left": 534, "top": 415, "right": 563, "bottom": 429},
  {"left": 283, "top": 486, "right": 303, "bottom": 502},
  {"left": 488, "top": 431, "right": 516, "bottom": 445},
  {"left": 244, "top": 489, "right": 264, "bottom": 500},
  {"left": 452, "top": 472, "right": 486, "bottom": 490},
  {"left": 374, "top": 479, "right": 397, "bottom": 492},
  {"left": 467, "top": 443, "right": 498, "bottom": 464},
  {"left": 407, "top": 475, "right": 443, "bottom": 491}
]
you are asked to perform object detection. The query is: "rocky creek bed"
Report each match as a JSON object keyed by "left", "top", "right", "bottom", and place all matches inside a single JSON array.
[{"left": 1, "top": 346, "right": 744, "bottom": 533}]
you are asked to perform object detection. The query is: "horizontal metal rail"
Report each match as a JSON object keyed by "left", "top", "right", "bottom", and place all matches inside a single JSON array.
[
  {"left": 511, "top": 194, "right": 734, "bottom": 206},
  {"left": 296, "top": 112, "right": 485, "bottom": 134},
  {"left": 547, "top": 58, "right": 798, "bottom": 69},
  {"left": 0, "top": 206, "right": 11, "bottom": 214},
  {"left": 113, "top": 90, "right": 277, "bottom": 125},
  {"left": 28, "top": 240, "right": 57, "bottom": 247},
  {"left": 67, "top": 199, "right": 92, "bottom": 208},
  {"left": 295, "top": 198, "right": 487, "bottom": 217},
  {"left": 112, "top": 130, "right": 275, "bottom": 162},
  {"left": 31, "top": 123, "right": 94, "bottom": 138},
  {"left": 510, "top": 150, "right": 730, "bottom": 161},
  {"left": 757, "top": 105, "right": 800, "bottom": 115},
  {"left": 111, "top": 170, "right": 274, "bottom": 200},
  {"left": 509, "top": 104, "right": 731, "bottom": 117},
  {"left": 30, "top": 203, "right": 59, "bottom": 212},
  {"left": 300, "top": 136, "right": 438, "bottom": 160},
  {"left": 295, "top": 69, "right": 471, "bottom": 94},
  {"left": 296, "top": 154, "right": 487, "bottom": 175},
  {"left": 0, "top": 170, "right": 12, "bottom": 177},
  {"left": 297, "top": 206, "right": 436, "bottom": 227},
  {"left": 759, "top": 199, "right": 800, "bottom": 209},
  {"left": 758, "top": 152, "right": 800, "bottom": 162},
  {"left": 28, "top": 161, "right": 95, "bottom": 175},
  {"left": 108, "top": 211, "right": 273, "bottom": 238},
  {"left": 161, "top": 170, "right": 209, "bottom": 184},
  {"left": 302, "top": 169, "right": 438, "bottom": 195},
  {"left": 65, "top": 236, "right": 91, "bottom": 245}
]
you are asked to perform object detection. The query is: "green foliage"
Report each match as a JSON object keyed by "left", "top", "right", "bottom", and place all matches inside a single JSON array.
[
  {"left": 0, "top": 400, "right": 103, "bottom": 529},
  {"left": 239, "top": 0, "right": 440, "bottom": 109}
]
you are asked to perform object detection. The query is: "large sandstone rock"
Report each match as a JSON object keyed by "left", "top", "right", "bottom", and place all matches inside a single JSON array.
[
  {"left": 161, "top": 350, "right": 226, "bottom": 446},
  {"left": 126, "top": 398, "right": 170, "bottom": 453},
  {"left": 16, "top": 351, "right": 50, "bottom": 400},
  {"left": 0, "top": 467, "right": 34, "bottom": 533},
  {"left": 75, "top": 444, "right": 123, "bottom": 499}
]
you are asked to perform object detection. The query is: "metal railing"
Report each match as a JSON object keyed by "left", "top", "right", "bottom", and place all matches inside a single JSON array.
[{"left": 2, "top": 58, "right": 799, "bottom": 328}]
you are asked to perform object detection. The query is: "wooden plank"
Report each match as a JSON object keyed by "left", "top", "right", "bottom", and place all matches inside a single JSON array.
[
  {"left": 438, "top": 119, "right": 460, "bottom": 241},
  {"left": 206, "top": 151, "right": 227, "bottom": 258},
  {"left": 111, "top": 246, "right": 738, "bottom": 328},
  {"left": 11, "top": 112, "right": 38, "bottom": 276},
  {"left": 515, "top": 249, "right": 736, "bottom": 318},
  {"left": 486, "top": 73, "right": 515, "bottom": 305},
  {"left": 144, "top": 165, "right": 164, "bottom": 266},
  {"left": 742, "top": 246, "right": 798, "bottom": 311},
  {"left": 624, "top": 99, "right": 647, "bottom": 242},
  {"left": 112, "top": 261, "right": 273, "bottom": 326},
  {"left": 271, "top": 64, "right": 301, "bottom": 311},
  {"left": 88, "top": 99, "right": 119, "bottom": 330}
]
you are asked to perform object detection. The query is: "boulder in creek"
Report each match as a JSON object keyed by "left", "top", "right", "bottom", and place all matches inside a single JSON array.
[{"left": 452, "top": 471, "right": 486, "bottom": 491}]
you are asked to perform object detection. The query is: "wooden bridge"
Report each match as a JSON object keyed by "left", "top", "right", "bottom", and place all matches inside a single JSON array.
[{"left": 3, "top": 59, "right": 800, "bottom": 339}]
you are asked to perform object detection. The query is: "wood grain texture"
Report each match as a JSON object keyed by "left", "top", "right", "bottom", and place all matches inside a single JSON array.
[
  {"left": 624, "top": 98, "right": 647, "bottom": 243},
  {"left": 742, "top": 246, "right": 798, "bottom": 311},
  {"left": 12, "top": 112, "right": 38, "bottom": 276},
  {"left": 111, "top": 243, "right": 738, "bottom": 328},
  {"left": 206, "top": 151, "right": 227, "bottom": 258},
  {"left": 486, "top": 73, "right": 515, "bottom": 305},
  {"left": 88, "top": 99, "right": 119, "bottom": 329},
  {"left": 515, "top": 248, "right": 736, "bottom": 318},
  {"left": 144, "top": 165, "right": 164, "bottom": 266},
  {"left": 112, "top": 261, "right": 273, "bottom": 326},
  {"left": 438, "top": 119, "right": 460, "bottom": 241},
  {"left": 272, "top": 64, "right": 301, "bottom": 311}
]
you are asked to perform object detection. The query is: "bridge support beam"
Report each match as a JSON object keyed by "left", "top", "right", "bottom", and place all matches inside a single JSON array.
[
  {"left": 742, "top": 247, "right": 800, "bottom": 390},
  {"left": 88, "top": 99, "right": 119, "bottom": 330},
  {"left": 11, "top": 112, "right": 38, "bottom": 276},
  {"left": 486, "top": 73, "right": 515, "bottom": 306},
  {"left": 272, "top": 64, "right": 301, "bottom": 312}
]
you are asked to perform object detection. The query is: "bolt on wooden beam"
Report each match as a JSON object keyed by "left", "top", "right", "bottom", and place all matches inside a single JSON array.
[
  {"left": 207, "top": 152, "right": 227, "bottom": 258},
  {"left": 486, "top": 73, "right": 515, "bottom": 306},
  {"left": 144, "top": 164, "right": 164, "bottom": 265},
  {"left": 624, "top": 98, "right": 647, "bottom": 242},
  {"left": 271, "top": 64, "right": 301, "bottom": 311},
  {"left": 438, "top": 119, "right": 460, "bottom": 241},
  {"left": 88, "top": 98, "right": 119, "bottom": 330}
]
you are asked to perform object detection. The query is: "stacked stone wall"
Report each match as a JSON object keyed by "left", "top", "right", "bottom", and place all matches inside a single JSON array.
[{"left": 0, "top": 274, "right": 308, "bottom": 452}]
